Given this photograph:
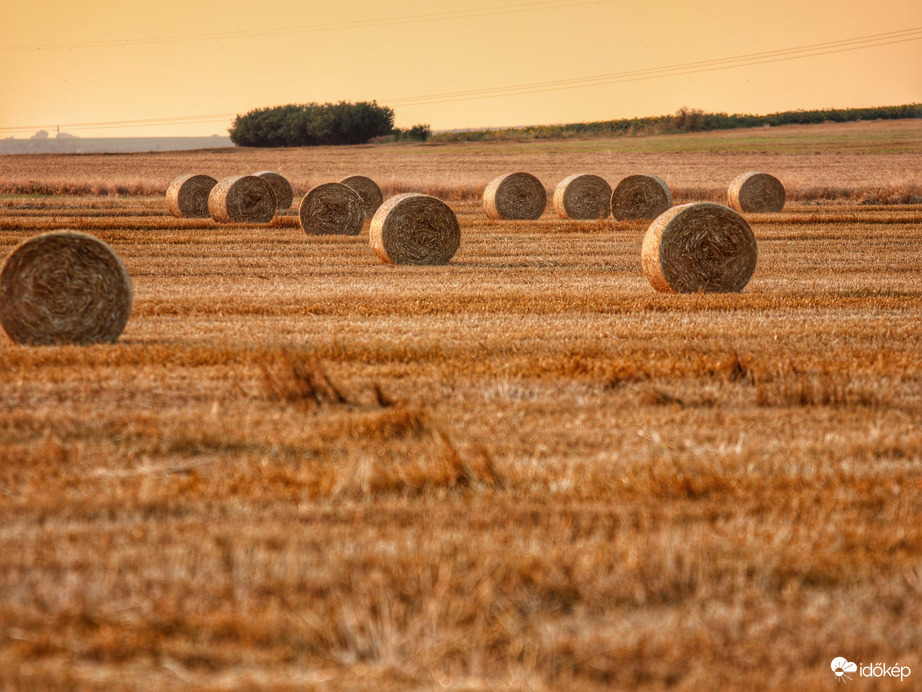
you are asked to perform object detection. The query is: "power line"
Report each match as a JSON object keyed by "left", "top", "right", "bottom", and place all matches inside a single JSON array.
[
  {"left": 1, "top": 25, "right": 918, "bottom": 135},
  {"left": 0, "top": 113, "right": 237, "bottom": 134},
  {"left": 384, "top": 26, "right": 922, "bottom": 106},
  {"left": 0, "top": 0, "right": 610, "bottom": 52}
]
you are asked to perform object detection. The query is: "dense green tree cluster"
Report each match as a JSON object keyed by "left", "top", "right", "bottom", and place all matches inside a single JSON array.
[{"left": 229, "top": 102, "right": 396, "bottom": 147}]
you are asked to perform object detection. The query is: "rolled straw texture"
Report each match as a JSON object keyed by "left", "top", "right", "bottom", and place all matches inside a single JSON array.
[
  {"left": 341, "top": 175, "right": 384, "bottom": 219},
  {"left": 253, "top": 171, "right": 294, "bottom": 211},
  {"left": 0, "top": 231, "right": 132, "bottom": 345},
  {"left": 728, "top": 172, "right": 785, "bottom": 213},
  {"left": 553, "top": 174, "right": 612, "bottom": 220},
  {"left": 641, "top": 203, "right": 757, "bottom": 293},
  {"left": 208, "top": 175, "right": 276, "bottom": 224},
  {"left": 299, "top": 183, "right": 365, "bottom": 236},
  {"left": 370, "top": 193, "right": 460, "bottom": 265},
  {"left": 611, "top": 174, "right": 673, "bottom": 220},
  {"left": 166, "top": 174, "right": 217, "bottom": 218},
  {"left": 483, "top": 172, "right": 547, "bottom": 220}
]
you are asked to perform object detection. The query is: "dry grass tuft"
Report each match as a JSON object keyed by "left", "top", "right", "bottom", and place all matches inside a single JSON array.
[
  {"left": 753, "top": 365, "right": 892, "bottom": 407},
  {"left": 857, "top": 184, "right": 922, "bottom": 205},
  {"left": 260, "top": 350, "right": 349, "bottom": 409},
  {"left": 329, "top": 426, "right": 505, "bottom": 498}
]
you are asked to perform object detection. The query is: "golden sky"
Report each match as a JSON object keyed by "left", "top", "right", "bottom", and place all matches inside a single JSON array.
[{"left": 1, "top": 0, "right": 920, "bottom": 138}]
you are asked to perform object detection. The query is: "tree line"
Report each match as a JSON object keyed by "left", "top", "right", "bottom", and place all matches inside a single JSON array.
[{"left": 431, "top": 103, "right": 922, "bottom": 143}]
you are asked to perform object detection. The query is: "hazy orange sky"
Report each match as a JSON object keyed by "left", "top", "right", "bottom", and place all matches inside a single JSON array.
[{"left": 2, "top": 0, "right": 920, "bottom": 138}]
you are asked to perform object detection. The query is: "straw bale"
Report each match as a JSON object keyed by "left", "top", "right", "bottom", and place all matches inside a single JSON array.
[
  {"left": 299, "top": 183, "right": 365, "bottom": 236},
  {"left": 208, "top": 175, "right": 276, "bottom": 224},
  {"left": 728, "top": 172, "right": 785, "bottom": 212},
  {"left": 253, "top": 171, "right": 294, "bottom": 211},
  {"left": 0, "top": 231, "right": 132, "bottom": 345},
  {"left": 611, "top": 174, "right": 673, "bottom": 220},
  {"left": 483, "top": 172, "right": 547, "bottom": 220},
  {"left": 553, "top": 174, "right": 612, "bottom": 220},
  {"left": 341, "top": 175, "right": 384, "bottom": 219},
  {"left": 369, "top": 193, "right": 460, "bottom": 265},
  {"left": 641, "top": 203, "right": 757, "bottom": 293},
  {"left": 166, "top": 174, "right": 217, "bottom": 218}
]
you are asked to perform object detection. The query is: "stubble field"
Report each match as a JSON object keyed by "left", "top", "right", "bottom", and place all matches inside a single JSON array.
[{"left": 1, "top": 119, "right": 921, "bottom": 690}]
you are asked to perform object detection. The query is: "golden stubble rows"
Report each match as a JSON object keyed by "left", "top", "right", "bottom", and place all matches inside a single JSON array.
[{"left": 0, "top": 189, "right": 921, "bottom": 690}]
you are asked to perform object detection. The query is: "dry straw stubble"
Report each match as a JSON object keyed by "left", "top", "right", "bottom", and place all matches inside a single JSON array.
[
  {"left": 611, "top": 174, "right": 673, "bottom": 220},
  {"left": 208, "top": 175, "right": 277, "bottom": 224},
  {"left": 299, "top": 182, "right": 366, "bottom": 236},
  {"left": 341, "top": 175, "right": 385, "bottom": 219},
  {"left": 641, "top": 202, "right": 758, "bottom": 293},
  {"left": 166, "top": 174, "right": 217, "bottom": 218},
  {"left": 0, "top": 231, "right": 132, "bottom": 345},
  {"left": 253, "top": 171, "right": 294, "bottom": 211},
  {"left": 370, "top": 193, "right": 460, "bottom": 265},
  {"left": 728, "top": 171, "right": 786, "bottom": 213},
  {"left": 553, "top": 173, "right": 613, "bottom": 220},
  {"left": 483, "top": 171, "right": 547, "bottom": 220}
]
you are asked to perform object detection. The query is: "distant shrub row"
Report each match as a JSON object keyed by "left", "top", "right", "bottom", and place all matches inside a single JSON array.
[
  {"left": 431, "top": 103, "right": 922, "bottom": 143},
  {"left": 229, "top": 102, "right": 432, "bottom": 147}
]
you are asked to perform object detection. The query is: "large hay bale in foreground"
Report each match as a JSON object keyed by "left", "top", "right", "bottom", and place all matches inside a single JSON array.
[
  {"left": 553, "top": 174, "right": 612, "bottom": 219},
  {"left": 299, "top": 183, "right": 365, "bottom": 236},
  {"left": 370, "top": 193, "right": 460, "bottom": 265},
  {"left": 166, "top": 174, "right": 217, "bottom": 218},
  {"left": 611, "top": 174, "right": 673, "bottom": 220},
  {"left": 483, "top": 172, "right": 547, "bottom": 220},
  {"left": 728, "top": 172, "right": 785, "bottom": 213},
  {"left": 208, "top": 175, "right": 276, "bottom": 224},
  {"left": 341, "top": 175, "right": 384, "bottom": 219},
  {"left": 0, "top": 231, "right": 132, "bottom": 345},
  {"left": 253, "top": 171, "right": 294, "bottom": 211},
  {"left": 641, "top": 203, "right": 757, "bottom": 293}
]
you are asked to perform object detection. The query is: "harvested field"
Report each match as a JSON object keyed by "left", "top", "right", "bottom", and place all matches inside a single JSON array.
[{"left": 1, "top": 121, "right": 921, "bottom": 690}]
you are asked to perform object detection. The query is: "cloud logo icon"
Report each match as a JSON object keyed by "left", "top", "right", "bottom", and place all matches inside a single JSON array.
[{"left": 831, "top": 658, "right": 858, "bottom": 682}]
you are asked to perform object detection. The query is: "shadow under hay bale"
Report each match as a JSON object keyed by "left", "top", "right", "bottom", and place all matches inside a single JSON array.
[
  {"left": 611, "top": 174, "right": 673, "bottom": 221},
  {"left": 553, "top": 173, "right": 612, "bottom": 220},
  {"left": 253, "top": 171, "right": 294, "bottom": 212},
  {"left": 641, "top": 202, "right": 757, "bottom": 293},
  {"left": 728, "top": 172, "right": 785, "bottom": 213},
  {"left": 483, "top": 172, "right": 547, "bottom": 220},
  {"left": 341, "top": 175, "right": 385, "bottom": 219},
  {"left": 370, "top": 193, "right": 460, "bottom": 265},
  {"left": 0, "top": 231, "right": 133, "bottom": 345},
  {"left": 209, "top": 175, "right": 277, "bottom": 224},
  {"left": 166, "top": 174, "right": 217, "bottom": 218},
  {"left": 299, "top": 182, "right": 366, "bottom": 236}
]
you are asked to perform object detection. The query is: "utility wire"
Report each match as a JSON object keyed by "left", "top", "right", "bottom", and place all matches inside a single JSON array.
[
  {"left": 0, "top": 0, "right": 610, "bottom": 52},
  {"left": 1, "top": 25, "right": 918, "bottom": 134},
  {"left": 384, "top": 26, "right": 922, "bottom": 105}
]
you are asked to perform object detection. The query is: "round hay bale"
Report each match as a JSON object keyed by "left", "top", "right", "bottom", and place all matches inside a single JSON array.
[
  {"left": 728, "top": 172, "right": 785, "bottom": 213},
  {"left": 253, "top": 171, "right": 294, "bottom": 211},
  {"left": 553, "top": 174, "right": 612, "bottom": 220},
  {"left": 641, "top": 203, "right": 757, "bottom": 293},
  {"left": 208, "top": 175, "right": 276, "bottom": 224},
  {"left": 611, "top": 174, "right": 673, "bottom": 220},
  {"left": 166, "top": 173, "right": 217, "bottom": 218},
  {"left": 299, "top": 183, "right": 366, "bottom": 236},
  {"left": 483, "top": 172, "right": 547, "bottom": 220},
  {"left": 341, "top": 175, "right": 384, "bottom": 219},
  {"left": 0, "top": 231, "right": 132, "bottom": 345},
  {"left": 370, "top": 193, "right": 460, "bottom": 265}
]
